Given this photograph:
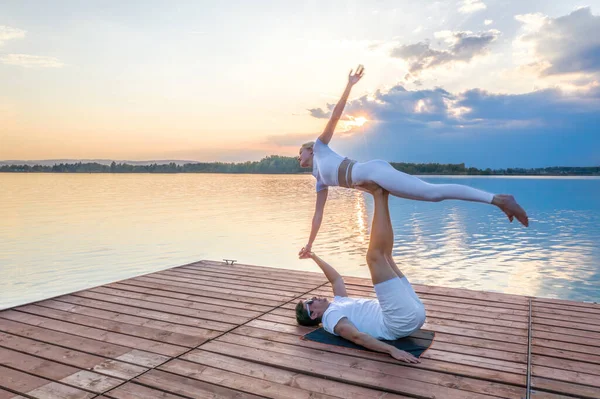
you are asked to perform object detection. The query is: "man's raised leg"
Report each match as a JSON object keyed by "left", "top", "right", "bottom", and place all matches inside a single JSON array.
[{"left": 366, "top": 186, "right": 399, "bottom": 285}]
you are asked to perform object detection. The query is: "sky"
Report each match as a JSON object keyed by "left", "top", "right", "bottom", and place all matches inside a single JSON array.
[{"left": 1, "top": 0, "right": 599, "bottom": 168}]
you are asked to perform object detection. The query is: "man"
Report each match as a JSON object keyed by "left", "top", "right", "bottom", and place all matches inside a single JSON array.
[{"left": 295, "top": 182, "right": 426, "bottom": 364}]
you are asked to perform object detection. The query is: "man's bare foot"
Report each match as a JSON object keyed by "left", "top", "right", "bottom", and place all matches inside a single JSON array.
[
  {"left": 354, "top": 181, "right": 384, "bottom": 195},
  {"left": 492, "top": 194, "right": 529, "bottom": 227}
]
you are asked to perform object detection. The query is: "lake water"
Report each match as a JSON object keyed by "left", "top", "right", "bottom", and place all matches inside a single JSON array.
[{"left": 1, "top": 173, "right": 599, "bottom": 309}]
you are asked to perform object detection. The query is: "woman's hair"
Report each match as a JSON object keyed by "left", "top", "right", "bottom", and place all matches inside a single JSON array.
[
  {"left": 295, "top": 300, "right": 321, "bottom": 326},
  {"left": 300, "top": 141, "right": 315, "bottom": 152}
]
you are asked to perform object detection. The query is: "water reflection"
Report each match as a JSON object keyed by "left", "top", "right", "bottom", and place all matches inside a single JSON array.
[{"left": 0, "top": 173, "right": 599, "bottom": 309}]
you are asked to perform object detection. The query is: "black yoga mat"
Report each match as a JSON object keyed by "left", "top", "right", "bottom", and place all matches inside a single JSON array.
[{"left": 302, "top": 327, "right": 435, "bottom": 357}]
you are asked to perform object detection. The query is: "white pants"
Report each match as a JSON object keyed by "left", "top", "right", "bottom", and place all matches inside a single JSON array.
[
  {"left": 352, "top": 159, "right": 494, "bottom": 204},
  {"left": 374, "top": 276, "right": 426, "bottom": 338}
]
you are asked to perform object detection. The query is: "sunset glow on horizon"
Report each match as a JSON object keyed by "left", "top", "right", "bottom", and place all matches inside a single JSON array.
[{"left": 1, "top": 1, "right": 599, "bottom": 168}]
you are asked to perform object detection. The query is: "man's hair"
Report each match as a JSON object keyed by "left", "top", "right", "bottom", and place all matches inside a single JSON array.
[{"left": 295, "top": 300, "right": 321, "bottom": 326}]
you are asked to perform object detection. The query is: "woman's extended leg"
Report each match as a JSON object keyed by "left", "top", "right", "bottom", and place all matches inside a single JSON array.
[{"left": 353, "top": 160, "right": 529, "bottom": 226}]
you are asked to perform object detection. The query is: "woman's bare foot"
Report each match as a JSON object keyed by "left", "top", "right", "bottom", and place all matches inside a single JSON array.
[{"left": 492, "top": 194, "right": 529, "bottom": 227}]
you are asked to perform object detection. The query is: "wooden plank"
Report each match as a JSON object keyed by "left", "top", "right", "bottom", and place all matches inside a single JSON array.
[
  {"left": 270, "top": 305, "right": 529, "bottom": 328},
  {"left": 134, "top": 368, "right": 264, "bottom": 399},
  {"left": 195, "top": 261, "right": 325, "bottom": 281},
  {"left": 160, "top": 358, "right": 341, "bottom": 399},
  {"left": 35, "top": 299, "right": 220, "bottom": 341},
  {"left": 14, "top": 304, "right": 207, "bottom": 347},
  {"left": 70, "top": 291, "right": 250, "bottom": 325},
  {"left": 532, "top": 364, "right": 600, "bottom": 388},
  {"left": 26, "top": 382, "right": 96, "bottom": 399},
  {"left": 532, "top": 331, "right": 600, "bottom": 351},
  {"left": 533, "top": 306, "right": 600, "bottom": 322},
  {"left": 532, "top": 355, "right": 600, "bottom": 376},
  {"left": 174, "top": 266, "right": 323, "bottom": 289},
  {"left": 134, "top": 275, "right": 287, "bottom": 302},
  {"left": 0, "top": 318, "right": 167, "bottom": 368},
  {"left": 281, "top": 300, "right": 529, "bottom": 319},
  {"left": 114, "top": 349, "right": 169, "bottom": 368},
  {"left": 305, "top": 287, "right": 530, "bottom": 312},
  {"left": 258, "top": 312, "right": 529, "bottom": 344},
  {"left": 179, "top": 265, "right": 327, "bottom": 287},
  {"left": 533, "top": 322, "right": 600, "bottom": 341},
  {"left": 246, "top": 319, "right": 528, "bottom": 353},
  {"left": 0, "top": 365, "right": 50, "bottom": 395},
  {"left": 103, "top": 283, "right": 273, "bottom": 315},
  {"left": 0, "top": 310, "right": 186, "bottom": 357},
  {"left": 531, "top": 376, "right": 600, "bottom": 399},
  {"left": 0, "top": 365, "right": 95, "bottom": 398},
  {"left": 0, "top": 388, "right": 27, "bottom": 399},
  {"left": 53, "top": 295, "right": 236, "bottom": 332},
  {"left": 234, "top": 324, "right": 527, "bottom": 364},
  {"left": 105, "top": 382, "right": 188, "bottom": 399},
  {"left": 143, "top": 271, "right": 304, "bottom": 297},
  {"left": 159, "top": 269, "right": 315, "bottom": 293},
  {"left": 0, "top": 331, "right": 146, "bottom": 380},
  {"left": 181, "top": 266, "right": 326, "bottom": 288},
  {"left": 399, "top": 283, "right": 527, "bottom": 306},
  {"left": 533, "top": 315, "right": 600, "bottom": 333},
  {"left": 88, "top": 286, "right": 263, "bottom": 318},
  {"left": 532, "top": 337, "right": 600, "bottom": 356},
  {"left": 532, "top": 345, "right": 600, "bottom": 366},
  {"left": 0, "top": 346, "right": 122, "bottom": 393},
  {"left": 530, "top": 390, "right": 581, "bottom": 399},
  {"left": 181, "top": 349, "right": 410, "bottom": 399},
  {"left": 110, "top": 279, "right": 278, "bottom": 309},
  {"left": 199, "top": 340, "right": 523, "bottom": 398},
  {"left": 217, "top": 331, "right": 525, "bottom": 386},
  {"left": 137, "top": 274, "right": 299, "bottom": 300},
  {"left": 533, "top": 297, "right": 600, "bottom": 311}
]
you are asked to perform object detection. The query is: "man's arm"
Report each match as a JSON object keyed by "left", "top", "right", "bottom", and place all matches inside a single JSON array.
[
  {"left": 334, "top": 318, "right": 420, "bottom": 364},
  {"left": 303, "top": 252, "right": 347, "bottom": 297},
  {"left": 318, "top": 65, "right": 364, "bottom": 145}
]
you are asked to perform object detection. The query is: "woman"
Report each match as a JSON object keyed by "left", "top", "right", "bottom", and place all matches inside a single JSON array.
[{"left": 298, "top": 65, "right": 529, "bottom": 258}]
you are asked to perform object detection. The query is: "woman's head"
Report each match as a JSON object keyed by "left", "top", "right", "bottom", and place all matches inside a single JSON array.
[{"left": 298, "top": 141, "right": 315, "bottom": 168}]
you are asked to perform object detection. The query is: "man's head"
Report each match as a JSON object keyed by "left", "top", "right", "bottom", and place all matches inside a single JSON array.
[{"left": 295, "top": 296, "right": 330, "bottom": 326}]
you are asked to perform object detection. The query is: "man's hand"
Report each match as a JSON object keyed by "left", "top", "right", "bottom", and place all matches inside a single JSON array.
[
  {"left": 390, "top": 348, "right": 421, "bottom": 364},
  {"left": 298, "top": 244, "right": 312, "bottom": 259},
  {"left": 299, "top": 249, "right": 314, "bottom": 259},
  {"left": 348, "top": 65, "right": 365, "bottom": 86}
]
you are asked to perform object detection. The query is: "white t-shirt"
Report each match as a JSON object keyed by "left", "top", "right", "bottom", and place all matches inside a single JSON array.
[
  {"left": 312, "top": 138, "right": 345, "bottom": 192},
  {"left": 322, "top": 296, "right": 394, "bottom": 340}
]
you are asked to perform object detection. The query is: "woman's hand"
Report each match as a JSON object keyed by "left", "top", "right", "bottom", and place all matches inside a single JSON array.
[
  {"left": 298, "top": 244, "right": 312, "bottom": 259},
  {"left": 348, "top": 64, "right": 365, "bottom": 85}
]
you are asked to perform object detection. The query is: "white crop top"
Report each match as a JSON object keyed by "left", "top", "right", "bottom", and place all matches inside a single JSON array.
[{"left": 312, "top": 138, "right": 345, "bottom": 192}]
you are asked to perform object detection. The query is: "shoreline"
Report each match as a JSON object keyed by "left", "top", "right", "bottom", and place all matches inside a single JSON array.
[{"left": 1, "top": 171, "right": 599, "bottom": 177}]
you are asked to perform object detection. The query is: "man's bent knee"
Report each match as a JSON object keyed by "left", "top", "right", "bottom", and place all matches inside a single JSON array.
[{"left": 366, "top": 249, "right": 387, "bottom": 267}]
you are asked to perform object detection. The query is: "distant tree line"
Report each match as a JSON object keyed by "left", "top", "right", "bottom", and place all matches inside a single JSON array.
[{"left": 1, "top": 155, "right": 598, "bottom": 175}]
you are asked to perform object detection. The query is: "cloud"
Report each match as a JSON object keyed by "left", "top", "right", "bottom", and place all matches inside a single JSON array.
[
  {"left": 458, "top": 0, "right": 486, "bottom": 14},
  {"left": 484, "top": 20, "right": 493, "bottom": 26},
  {"left": 0, "top": 26, "right": 26, "bottom": 45},
  {"left": 514, "top": 7, "right": 600, "bottom": 76},
  {"left": 308, "top": 107, "right": 332, "bottom": 119},
  {"left": 0, "top": 54, "right": 64, "bottom": 68},
  {"left": 306, "top": 84, "right": 600, "bottom": 168},
  {"left": 390, "top": 30, "right": 500, "bottom": 76}
]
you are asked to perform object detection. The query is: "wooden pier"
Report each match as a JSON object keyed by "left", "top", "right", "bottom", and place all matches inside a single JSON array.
[{"left": 1, "top": 260, "right": 598, "bottom": 398}]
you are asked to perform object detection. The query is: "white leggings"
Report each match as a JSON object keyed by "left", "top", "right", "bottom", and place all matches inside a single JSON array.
[{"left": 352, "top": 160, "right": 494, "bottom": 204}]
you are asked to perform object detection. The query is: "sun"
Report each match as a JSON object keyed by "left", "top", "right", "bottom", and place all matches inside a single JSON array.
[
  {"left": 341, "top": 115, "right": 369, "bottom": 131},
  {"left": 353, "top": 116, "right": 368, "bottom": 127}
]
